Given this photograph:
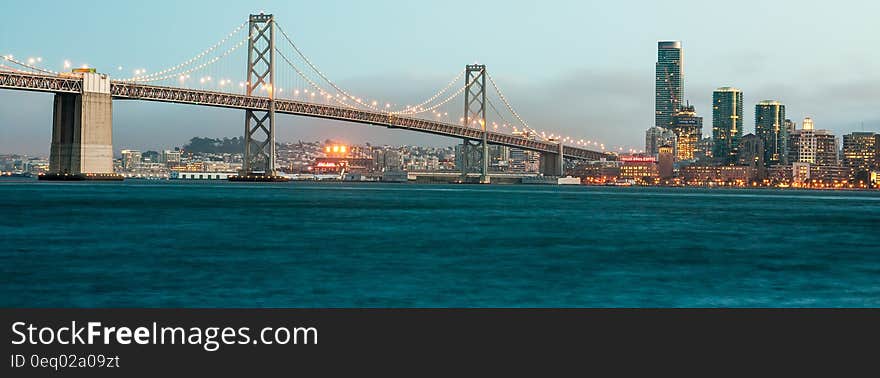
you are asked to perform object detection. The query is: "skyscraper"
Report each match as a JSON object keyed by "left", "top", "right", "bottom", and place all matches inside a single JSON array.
[
  {"left": 670, "top": 104, "right": 703, "bottom": 161},
  {"left": 788, "top": 118, "right": 838, "bottom": 166},
  {"left": 842, "top": 132, "right": 877, "bottom": 175},
  {"left": 656, "top": 41, "right": 684, "bottom": 129},
  {"left": 755, "top": 100, "right": 786, "bottom": 166},
  {"left": 712, "top": 87, "right": 744, "bottom": 165}
]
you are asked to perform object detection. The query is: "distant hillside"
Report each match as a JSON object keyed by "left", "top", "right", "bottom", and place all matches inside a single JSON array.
[{"left": 182, "top": 137, "right": 244, "bottom": 154}]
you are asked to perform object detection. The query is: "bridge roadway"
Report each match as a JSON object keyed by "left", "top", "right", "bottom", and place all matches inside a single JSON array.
[{"left": 0, "top": 71, "right": 614, "bottom": 161}]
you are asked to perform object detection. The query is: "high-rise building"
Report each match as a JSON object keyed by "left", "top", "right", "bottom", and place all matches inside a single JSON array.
[
  {"left": 120, "top": 149, "right": 142, "bottom": 171},
  {"left": 712, "top": 87, "right": 744, "bottom": 165},
  {"left": 645, "top": 126, "right": 676, "bottom": 157},
  {"left": 876, "top": 134, "right": 880, "bottom": 169},
  {"left": 373, "top": 149, "right": 402, "bottom": 172},
  {"left": 670, "top": 104, "right": 703, "bottom": 161},
  {"left": 509, "top": 130, "right": 540, "bottom": 173},
  {"left": 842, "top": 132, "right": 877, "bottom": 174},
  {"left": 737, "top": 134, "right": 766, "bottom": 181},
  {"left": 788, "top": 118, "right": 838, "bottom": 166},
  {"left": 162, "top": 150, "right": 182, "bottom": 166},
  {"left": 656, "top": 41, "right": 684, "bottom": 129},
  {"left": 755, "top": 100, "right": 786, "bottom": 166},
  {"left": 784, "top": 119, "right": 797, "bottom": 135},
  {"left": 489, "top": 145, "right": 510, "bottom": 172},
  {"left": 694, "top": 137, "right": 714, "bottom": 163}
]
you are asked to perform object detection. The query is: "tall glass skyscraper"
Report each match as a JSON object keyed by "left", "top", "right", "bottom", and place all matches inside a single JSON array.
[
  {"left": 655, "top": 41, "right": 683, "bottom": 129},
  {"left": 755, "top": 100, "right": 787, "bottom": 166},
  {"left": 712, "top": 87, "right": 744, "bottom": 165}
]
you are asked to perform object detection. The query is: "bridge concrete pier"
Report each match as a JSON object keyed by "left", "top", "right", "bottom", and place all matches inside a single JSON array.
[
  {"left": 539, "top": 142, "right": 565, "bottom": 177},
  {"left": 44, "top": 73, "right": 120, "bottom": 181}
]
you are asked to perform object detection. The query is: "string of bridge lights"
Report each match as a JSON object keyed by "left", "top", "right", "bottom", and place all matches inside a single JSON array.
[
  {"left": 0, "top": 23, "right": 644, "bottom": 154},
  {"left": 2, "top": 55, "right": 58, "bottom": 75},
  {"left": 274, "top": 46, "right": 486, "bottom": 120},
  {"left": 389, "top": 70, "right": 465, "bottom": 115},
  {"left": 121, "top": 37, "right": 248, "bottom": 84},
  {"left": 278, "top": 22, "right": 472, "bottom": 117},
  {"left": 392, "top": 69, "right": 486, "bottom": 117},
  {"left": 119, "top": 22, "right": 248, "bottom": 82},
  {"left": 483, "top": 72, "right": 639, "bottom": 152},
  {"left": 276, "top": 23, "right": 389, "bottom": 112},
  {"left": 275, "top": 47, "right": 372, "bottom": 109}
]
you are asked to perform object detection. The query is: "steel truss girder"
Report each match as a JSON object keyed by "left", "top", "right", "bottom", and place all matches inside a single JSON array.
[
  {"left": 0, "top": 71, "right": 613, "bottom": 162},
  {"left": 0, "top": 71, "right": 82, "bottom": 93}
]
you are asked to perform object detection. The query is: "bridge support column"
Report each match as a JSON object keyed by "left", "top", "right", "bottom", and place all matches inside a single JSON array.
[
  {"left": 539, "top": 142, "right": 565, "bottom": 177},
  {"left": 460, "top": 64, "right": 489, "bottom": 184},
  {"left": 44, "top": 73, "right": 120, "bottom": 181},
  {"left": 232, "top": 13, "right": 288, "bottom": 182}
]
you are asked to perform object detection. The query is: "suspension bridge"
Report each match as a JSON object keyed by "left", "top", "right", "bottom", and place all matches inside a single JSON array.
[{"left": 0, "top": 13, "right": 615, "bottom": 182}]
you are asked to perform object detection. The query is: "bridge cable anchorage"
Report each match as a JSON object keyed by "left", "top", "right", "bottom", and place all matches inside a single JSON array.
[
  {"left": 2, "top": 55, "right": 58, "bottom": 75},
  {"left": 119, "top": 21, "right": 248, "bottom": 82},
  {"left": 122, "top": 38, "right": 248, "bottom": 84}
]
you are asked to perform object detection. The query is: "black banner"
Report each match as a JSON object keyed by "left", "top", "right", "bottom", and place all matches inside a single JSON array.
[{"left": 1, "top": 309, "right": 878, "bottom": 376}]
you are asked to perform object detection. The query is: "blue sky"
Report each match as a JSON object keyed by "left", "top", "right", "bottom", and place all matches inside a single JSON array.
[{"left": 2, "top": 0, "right": 880, "bottom": 154}]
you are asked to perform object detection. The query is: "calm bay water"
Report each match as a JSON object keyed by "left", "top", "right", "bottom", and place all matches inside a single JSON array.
[{"left": 1, "top": 179, "right": 879, "bottom": 308}]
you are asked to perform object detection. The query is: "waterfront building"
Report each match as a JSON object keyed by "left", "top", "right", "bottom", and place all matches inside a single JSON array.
[
  {"left": 679, "top": 165, "right": 753, "bottom": 184},
  {"left": 787, "top": 118, "right": 838, "bottom": 166},
  {"left": 658, "top": 145, "right": 674, "bottom": 180},
  {"left": 792, "top": 162, "right": 811, "bottom": 184},
  {"left": 755, "top": 100, "right": 787, "bottom": 165},
  {"left": 876, "top": 134, "right": 880, "bottom": 168},
  {"left": 670, "top": 104, "right": 703, "bottom": 161},
  {"left": 570, "top": 161, "right": 620, "bottom": 183},
  {"left": 162, "top": 150, "right": 182, "bottom": 166},
  {"left": 120, "top": 149, "right": 142, "bottom": 171},
  {"left": 842, "top": 132, "right": 877, "bottom": 176},
  {"left": 619, "top": 155, "right": 659, "bottom": 182},
  {"left": 737, "top": 134, "right": 765, "bottom": 181},
  {"left": 645, "top": 126, "right": 676, "bottom": 157},
  {"left": 712, "top": 87, "right": 744, "bottom": 165},
  {"left": 373, "top": 149, "right": 401, "bottom": 172},
  {"left": 656, "top": 41, "right": 684, "bottom": 129},
  {"left": 767, "top": 164, "right": 792, "bottom": 183}
]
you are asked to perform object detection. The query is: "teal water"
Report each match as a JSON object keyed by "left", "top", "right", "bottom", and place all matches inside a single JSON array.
[{"left": 2, "top": 179, "right": 879, "bottom": 307}]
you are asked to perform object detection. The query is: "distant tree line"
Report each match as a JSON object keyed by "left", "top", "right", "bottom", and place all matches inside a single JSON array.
[{"left": 182, "top": 137, "right": 244, "bottom": 154}]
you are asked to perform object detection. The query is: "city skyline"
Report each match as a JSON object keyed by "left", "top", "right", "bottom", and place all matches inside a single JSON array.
[{"left": 2, "top": 0, "right": 880, "bottom": 155}]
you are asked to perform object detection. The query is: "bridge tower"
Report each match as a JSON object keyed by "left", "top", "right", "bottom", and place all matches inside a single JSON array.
[
  {"left": 461, "top": 64, "right": 490, "bottom": 184},
  {"left": 235, "top": 13, "right": 285, "bottom": 181},
  {"left": 539, "top": 140, "right": 565, "bottom": 177},
  {"left": 42, "top": 72, "right": 121, "bottom": 181}
]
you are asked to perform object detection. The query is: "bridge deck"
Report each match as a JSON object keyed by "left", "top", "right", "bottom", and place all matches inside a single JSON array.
[{"left": 0, "top": 71, "right": 614, "bottom": 161}]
